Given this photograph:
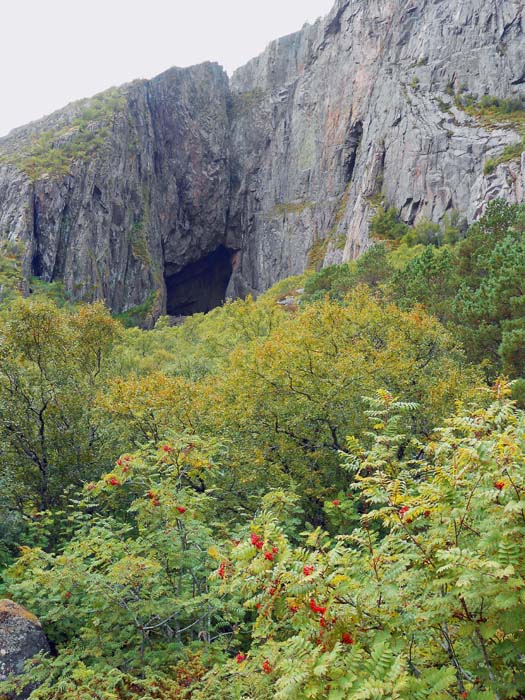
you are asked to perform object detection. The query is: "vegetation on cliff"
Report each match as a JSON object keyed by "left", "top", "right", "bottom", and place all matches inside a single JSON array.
[{"left": 0, "top": 88, "right": 126, "bottom": 179}]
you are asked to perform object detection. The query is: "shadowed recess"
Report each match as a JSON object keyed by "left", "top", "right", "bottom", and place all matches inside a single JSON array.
[{"left": 165, "top": 245, "right": 234, "bottom": 316}]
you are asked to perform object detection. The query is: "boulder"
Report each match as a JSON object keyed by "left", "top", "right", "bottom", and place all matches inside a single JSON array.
[{"left": 0, "top": 600, "right": 50, "bottom": 698}]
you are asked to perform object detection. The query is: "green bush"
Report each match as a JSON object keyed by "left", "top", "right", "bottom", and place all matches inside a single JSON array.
[
  {"left": 484, "top": 139, "right": 525, "bottom": 174},
  {"left": 369, "top": 206, "right": 409, "bottom": 240},
  {"left": 196, "top": 388, "right": 525, "bottom": 700}
]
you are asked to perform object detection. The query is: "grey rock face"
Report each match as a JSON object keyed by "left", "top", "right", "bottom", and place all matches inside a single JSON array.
[
  {"left": 0, "top": 599, "right": 50, "bottom": 698},
  {"left": 228, "top": 0, "right": 525, "bottom": 293},
  {"left": 0, "top": 64, "right": 232, "bottom": 320},
  {"left": 0, "top": 0, "right": 524, "bottom": 315}
]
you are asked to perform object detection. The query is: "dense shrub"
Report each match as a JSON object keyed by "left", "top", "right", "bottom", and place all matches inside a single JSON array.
[{"left": 0, "top": 200, "right": 524, "bottom": 699}]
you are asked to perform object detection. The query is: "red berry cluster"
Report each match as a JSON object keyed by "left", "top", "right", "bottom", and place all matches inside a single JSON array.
[
  {"left": 250, "top": 533, "right": 264, "bottom": 550},
  {"left": 303, "top": 565, "right": 315, "bottom": 576},
  {"left": 264, "top": 546, "right": 279, "bottom": 562},
  {"left": 116, "top": 456, "right": 133, "bottom": 472},
  {"left": 309, "top": 598, "right": 327, "bottom": 616},
  {"left": 341, "top": 632, "right": 354, "bottom": 645}
]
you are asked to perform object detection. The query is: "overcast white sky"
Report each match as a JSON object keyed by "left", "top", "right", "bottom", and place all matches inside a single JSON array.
[{"left": 0, "top": 0, "right": 334, "bottom": 137}]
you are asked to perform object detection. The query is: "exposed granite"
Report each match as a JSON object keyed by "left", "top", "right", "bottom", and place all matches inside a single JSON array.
[
  {"left": 0, "top": 64, "right": 232, "bottom": 320},
  {"left": 0, "top": 0, "right": 524, "bottom": 316},
  {"left": 228, "top": 0, "right": 525, "bottom": 293}
]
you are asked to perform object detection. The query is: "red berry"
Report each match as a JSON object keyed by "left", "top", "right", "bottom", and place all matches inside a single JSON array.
[
  {"left": 319, "top": 616, "right": 327, "bottom": 627},
  {"left": 236, "top": 653, "right": 246, "bottom": 663},
  {"left": 250, "top": 533, "right": 264, "bottom": 550},
  {"left": 341, "top": 632, "right": 354, "bottom": 645},
  {"left": 262, "top": 660, "right": 272, "bottom": 674},
  {"left": 109, "top": 477, "right": 120, "bottom": 486},
  {"left": 399, "top": 506, "right": 409, "bottom": 518},
  {"left": 250, "top": 533, "right": 260, "bottom": 544},
  {"left": 64, "top": 591, "right": 71, "bottom": 600},
  {"left": 272, "top": 546, "right": 278, "bottom": 554},
  {"left": 264, "top": 552, "right": 275, "bottom": 562},
  {"left": 255, "top": 603, "right": 261, "bottom": 609},
  {"left": 117, "top": 458, "right": 123, "bottom": 466},
  {"left": 147, "top": 490, "right": 155, "bottom": 499},
  {"left": 176, "top": 506, "right": 186, "bottom": 514},
  {"left": 303, "top": 565, "right": 315, "bottom": 576},
  {"left": 424, "top": 511, "right": 431, "bottom": 518},
  {"left": 288, "top": 603, "right": 299, "bottom": 613},
  {"left": 461, "top": 693, "right": 468, "bottom": 699},
  {"left": 309, "top": 599, "right": 326, "bottom": 615},
  {"left": 162, "top": 445, "right": 172, "bottom": 452},
  {"left": 332, "top": 500, "right": 340, "bottom": 506},
  {"left": 218, "top": 562, "right": 227, "bottom": 580},
  {"left": 494, "top": 481, "right": 505, "bottom": 491}
]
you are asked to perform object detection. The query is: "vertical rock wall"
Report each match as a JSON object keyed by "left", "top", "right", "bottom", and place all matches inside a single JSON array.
[
  {"left": 228, "top": 0, "right": 525, "bottom": 295},
  {"left": 0, "top": 0, "right": 524, "bottom": 315}
]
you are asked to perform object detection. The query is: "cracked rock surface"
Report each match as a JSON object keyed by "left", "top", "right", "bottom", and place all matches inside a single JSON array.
[{"left": 0, "top": 0, "right": 524, "bottom": 315}]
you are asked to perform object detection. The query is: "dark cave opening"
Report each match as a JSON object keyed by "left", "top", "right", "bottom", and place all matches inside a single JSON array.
[{"left": 165, "top": 245, "right": 235, "bottom": 316}]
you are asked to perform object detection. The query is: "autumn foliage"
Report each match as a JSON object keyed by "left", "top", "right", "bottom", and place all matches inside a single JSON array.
[{"left": 0, "top": 202, "right": 524, "bottom": 699}]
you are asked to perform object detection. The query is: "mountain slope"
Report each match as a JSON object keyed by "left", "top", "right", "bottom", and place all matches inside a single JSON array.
[{"left": 0, "top": 0, "right": 524, "bottom": 318}]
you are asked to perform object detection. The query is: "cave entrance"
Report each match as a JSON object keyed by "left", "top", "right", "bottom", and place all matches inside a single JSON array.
[{"left": 165, "top": 245, "right": 235, "bottom": 316}]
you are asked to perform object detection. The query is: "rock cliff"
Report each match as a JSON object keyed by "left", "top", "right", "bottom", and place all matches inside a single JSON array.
[
  {"left": 0, "top": 64, "right": 232, "bottom": 319},
  {"left": 0, "top": 0, "right": 524, "bottom": 317}
]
